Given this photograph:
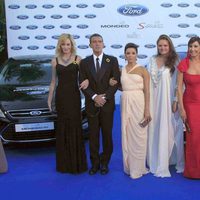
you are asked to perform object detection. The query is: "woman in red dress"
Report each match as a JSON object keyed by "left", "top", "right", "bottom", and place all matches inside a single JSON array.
[{"left": 177, "top": 36, "right": 200, "bottom": 178}]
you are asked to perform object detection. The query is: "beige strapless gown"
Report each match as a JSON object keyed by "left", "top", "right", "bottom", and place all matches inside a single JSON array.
[
  {"left": 121, "top": 65, "right": 149, "bottom": 179},
  {"left": 0, "top": 139, "right": 8, "bottom": 173}
]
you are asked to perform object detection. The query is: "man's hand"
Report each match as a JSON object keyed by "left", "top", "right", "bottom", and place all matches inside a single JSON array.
[{"left": 94, "top": 94, "right": 106, "bottom": 107}]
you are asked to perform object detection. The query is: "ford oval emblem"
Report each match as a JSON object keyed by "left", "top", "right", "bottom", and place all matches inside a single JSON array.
[
  {"left": 85, "top": 34, "right": 91, "bottom": 39},
  {"left": 18, "top": 35, "right": 30, "bottom": 40},
  {"left": 85, "top": 14, "right": 96, "bottom": 19},
  {"left": 186, "top": 13, "right": 197, "bottom": 18},
  {"left": 178, "top": 3, "right": 189, "bottom": 7},
  {"left": 30, "top": 111, "right": 42, "bottom": 116},
  {"left": 72, "top": 35, "right": 80, "bottom": 39},
  {"left": 77, "top": 24, "right": 89, "bottom": 29},
  {"left": 144, "top": 44, "right": 156, "bottom": 48},
  {"left": 111, "top": 44, "right": 123, "bottom": 49},
  {"left": 11, "top": 46, "right": 22, "bottom": 50},
  {"left": 169, "top": 13, "right": 181, "bottom": 18},
  {"left": 44, "top": 45, "right": 55, "bottom": 50},
  {"left": 51, "top": 14, "right": 62, "bottom": 19},
  {"left": 160, "top": 3, "right": 173, "bottom": 8},
  {"left": 25, "top": 4, "right": 37, "bottom": 9},
  {"left": 34, "top": 15, "right": 46, "bottom": 19},
  {"left": 137, "top": 54, "right": 148, "bottom": 59},
  {"left": 43, "top": 25, "right": 55, "bottom": 29},
  {"left": 76, "top": 4, "right": 88, "bottom": 8},
  {"left": 119, "top": 55, "right": 125, "bottom": 59},
  {"left": 194, "top": 3, "right": 200, "bottom": 7},
  {"left": 60, "top": 24, "right": 72, "bottom": 29},
  {"left": 178, "top": 23, "right": 189, "bottom": 28},
  {"left": 186, "top": 34, "right": 198, "bottom": 38},
  {"left": 93, "top": 3, "right": 105, "bottom": 8},
  {"left": 78, "top": 45, "right": 89, "bottom": 49},
  {"left": 26, "top": 25, "right": 38, "bottom": 30},
  {"left": 10, "top": 25, "right": 21, "bottom": 30},
  {"left": 117, "top": 4, "right": 149, "bottom": 16},
  {"left": 52, "top": 35, "right": 60, "bottom": 40},
  {"left": 42, "top": 4, "right": 54, "bottom": 9},
  {"left": 17, "top": 15, "right": 29, "bottom": 20},
  {"left": 27, "top": 46, "right": 39, "bottom": 50},
  {"left": 194, "top": 23, "right": 200, "bottom": 28},
  {"left": 35, "top": 35, "right": 46, "bottom": 40},
  {"left": 68, "top": 14, "right": 79, "bottom": 19},
  {"left": 59, "top": 4, "right": 71, "bottom": 8},
  {"left": 8, "top": 4, "right": 20, "bottom": 9},
  {"left": 169, "top": 34, "right": 181, "bottom": 38}
]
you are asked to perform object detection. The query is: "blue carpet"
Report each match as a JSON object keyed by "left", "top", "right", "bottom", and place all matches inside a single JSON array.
[{"left": 1, "top": 105, "right": 200, "bottom": 200}]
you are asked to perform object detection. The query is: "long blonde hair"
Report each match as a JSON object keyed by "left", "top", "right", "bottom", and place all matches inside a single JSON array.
[{"left": 55, "top": 33, "right": 76, "bottom": 57}]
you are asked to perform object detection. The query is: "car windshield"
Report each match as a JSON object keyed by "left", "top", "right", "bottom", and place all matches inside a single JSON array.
[{"left": 0, "top": 58, "right": 52, "bottom": 85}]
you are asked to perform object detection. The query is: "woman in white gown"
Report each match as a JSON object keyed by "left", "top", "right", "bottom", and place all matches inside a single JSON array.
[{"left": 147, "top": 34, "right": 184, "bottom": 177}]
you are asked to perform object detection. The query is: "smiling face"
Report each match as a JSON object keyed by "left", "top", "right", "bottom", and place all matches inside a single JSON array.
[
  {"left": 60, "top": 38, "right": 72, "bottom": 55},
  {"left": 125, "top": 47, "right": 137, "bottom": 64},
  {"left": 188, "top": 41, "right": 200, "bottom": 58},
  {"left": 89, "top": 35, "right": 104, "bottom": 56},
  {"left": 157, "top": 39, "right": 170, "bottom": 56}
]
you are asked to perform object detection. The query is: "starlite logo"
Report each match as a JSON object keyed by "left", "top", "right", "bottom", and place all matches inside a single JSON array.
[
  {"left": 117, "top": 4, "right": 149, "bottom": 16},
  {"left": 60, "top": 25, "right": 72, "bottom": 29},
  {"left": 27, "top": 46, "right": 39, "bottom": 50},
  {"left": 10, "top": 25, "right": 21, "bottom": 30},
  {"left": 25, "top": 4, "right": 37, "bottom": 9},
  {"left": 76, "top": 4, "right": 88, "bottom": 8},
  {"left": 8, "top": 4, "right": 20, "bottom": 9},
  {"left": 17, "top": 15, "right": 29, "bottom": 20},
  {"left": 34, "top": 15, "right": 46, "bottom": 19},
  {"left": 18, "top": 35, "right": 30, "bottom": 40},
  {"left": 11, "top": 46, "right": 22, "bottom": 50},
  {"left": 59, "top": 4, "right": 71, "bottom": 8},
  {"left": 35, "top": 35, "right": 46, "bottom": 40}
]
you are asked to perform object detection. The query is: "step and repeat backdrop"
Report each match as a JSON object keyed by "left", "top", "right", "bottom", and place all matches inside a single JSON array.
[{"left": 5, "top": 0, "right": 200, "bottom": 66}]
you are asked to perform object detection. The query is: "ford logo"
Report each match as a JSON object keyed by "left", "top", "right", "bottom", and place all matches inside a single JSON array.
[
  {"left": 77, "top": 45, "right": 89, "bottom": 49},
  {"left": 77, "top": 24, "right": 89, "bottom": 29},
  {"left": 51, "top": 14, "right": 62, "bottom": 19},
  {"left": 178, "top": 3, "right": 189, "bottom": 7},
  {"left": 93, "top": 3, "right": 105, "bottom": 8},
  {"left": 60, "top": 24, "right": 72, "bottom": 29},
  {"left": 178, "top": 23, "right": 189, "bottom": 28},
  {"left": 26, "top": 25, "right": 38, "bottom": 30},
  {"left": 194, "top": 3, "right": 200, "bottom": 7},
  {"left": 169, "top": 34, "right": 181, "bottom": 38},
  {"left": 144, "top": 44, "right": 156, "bottom": 48},
  {"left": 35, "top": 35, "right": 47, "bottom": 40},
  {"left": 76, "top": 4, "right": 88, "bottom": 8},
  {"left": 68, "top": 14, "right": 79, "bottom": 19},
  {"left": 43, "top": 25, "right": 55, "bottom": 29},
  {"left": 169, "top": 13, "right": 181, "bottom": 18},
  {"left": 18, "top": 35, "right": 30, "bottom": 40},
  {"left": 30, "top": 111, "right": 42, "bottom": 116},
  {"left": 186, "top": 13, "right": 197, "bottom": 18},
  {"left": 194, "top": 23, "right": 200, "bottom": 28},
  {"left": 160, "top": 3, "right": 173, "bottom": 8},
  {"left": 42, "top": 4, "right": 54, "bottom": 9},
  {"left": 10, "top": 25, "right": 21, "bottom": 30},
  {"left": 59, "top": 4, "right": 71, "bottom": 8},
  {"left": 177, "top": 44, "right": 187, "bottom": 47},
  {"left": 72, "top": 35, "right": 80, "bottom": 39},
  {"left": 186, "top": 34, "right": 198, "bottom": 38},
  {"left": 52, "top": 35, "right": 60, "bottom": 40},
  {"left": 27, "top": 46, "right": 39, "bottom": 50},
  {"left": 111, "top": 44, "right": 123, "bottom": 49},
  {"left": 137, "top": 54, "right": 148, "bottom": 59},
  {"left": 34, "top": 15, "right": 46, "bottom": 19},
  {"left": 11, "top": 46, "right": 22, "bottom": 50},
  {"left": 117, "top": 4, "right": 149, "bottom": 16},
  {"left": 44, "top": 45, "right": 55, "bottom": 50},
  {"left": 8, "top": 4, "right": 20, "bottom": 9},
  {"left": 85, "top": 14, "right": 96, "bottom": 19},
  {"left": 119, "top": 55, "right": 125, "bottom": 59},
  {"left": 25, "top": 4, "right": 37, "bottom": 9},
  {"left": 85, "top": 34, "right": 91, "bottom": 39},
  {"left": 17, "top": 15, "right": 29, "bottom": 20}
]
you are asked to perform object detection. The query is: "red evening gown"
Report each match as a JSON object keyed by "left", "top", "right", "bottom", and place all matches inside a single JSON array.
[{"left": 178, "top": 58, "right": 200, "bottom": 179}]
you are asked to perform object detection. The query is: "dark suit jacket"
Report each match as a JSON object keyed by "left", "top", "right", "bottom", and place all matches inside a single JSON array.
[{"left": 79, "top": 54, "right": 120, "bottom": 115}]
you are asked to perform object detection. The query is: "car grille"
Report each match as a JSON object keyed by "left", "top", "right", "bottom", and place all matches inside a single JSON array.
[{"left": 7, "top": 108, "right": 55, "bottom": 119}]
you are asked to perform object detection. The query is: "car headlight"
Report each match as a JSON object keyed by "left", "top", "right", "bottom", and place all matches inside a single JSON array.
[{"left": 0, "top": 109, "right": 6, "bottom": 118}]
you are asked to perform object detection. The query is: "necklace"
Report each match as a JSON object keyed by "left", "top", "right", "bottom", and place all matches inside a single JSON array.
[{"left": 60, "top": 54, "right": 72, "bottom": 65}]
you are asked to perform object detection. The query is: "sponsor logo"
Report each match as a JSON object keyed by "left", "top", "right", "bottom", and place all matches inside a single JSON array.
[
  {"left": 76, "top": 4, "right": 88, "bottom": 8},
  {"left": 194, "top": 23, "right": 200, "bottom": 28},
  {"left": 59, "top": 4, "right": 71, "bottom": 8},
  {"left": 60, "top": 24, "right": 72, "bottom": 29},
  {"left": 77, "top": 45, "right": 89, "bottom": 49},
  {"left": 25, "top": 4, "right": 37, "bottom": 9},
  {"left": 42, "top": 4, "right": 54, "bottom": 9},
  {"left": 17, "top": 15, "right": 29, "bottom": 20},
  {"left": 51, "top": 14, "right": 62, "bottom": 19},
  {"left": 26, "top": 25, "right": 38, "bottom": 30},
  {"left": 43, "top": 25, "right": 55, "bottom": 29},
  {"left": 72, "top": 35, "right": 80, "bottom": 39},
  {"left": 10, "top": 25, "right": 21, "bottom": 30},
  {"left": 77, "top": 24, "right": 89, "bottom": 29},
  {"left": 144, "top": 44, "right": 156, "bottom": 48},
  {"left": 85, "top": 34, "right": 91, "bottom": 39},
  {"left": 117, "top": 4, "right": 149, "bottom": 16},
  {"left": 11, "top": 46, "right": 22, "bottom": 50},
  {"left": 137, "top": 21, "right": 163, "bottom": 29},
  {"left": 85, "top": 14, "right": 96, "bottom": 19},
  {"left": 186, "top": 34, "right": 198, "bottom": 38},
  {"left": 52, "top": 35, "right": 60, "bottom": 40},
  {"left": 177, "top": 3, "right": 189, "bottom": 7},
  {"left": 160, "top": 3, "right": 173, "bottom": 8},
  {"left": 119, "top": 54, "right": 125, "bottom": 59},
  {"left": 178, "top": 23, "right": 189, "bottom": 28},
  {"left": 35, "top": 35, "right": 47, "bottom": 40},
  {"left": 93, "top": 3, "right": 105, "bottom": 8},
  {"left": 30, "top": 111, "right": 42, "bottom": 116},
  {"left": 169, "top": 13, "right": 181, "bottom": 18},
  {"left": 177, "top": 44, "right": 187, "bottom": 47},
  {"left": 27, "top": 46, "right": 39, "bottom": 50},
  {"left": 18, "top": 35, "right": 30, "bottom": 40},
  {"left": 34, "top": 15, "right": 46, "bottom": 19},
  {"left": 68, "top": 14, "right": 79, "bottom": 19},
  {"left": 137, "top": 54, "right": 148, "bottom": 59},
  {"left": 169, "top": 34, "right": 181, "bottom": 38},
  {"left": 8, "top": 4, "right": 20, "bottom": 9},
  {"left": 44, "top": 45, "right": 55, "bottom": 50},
  {"left": 194, "top": 3, "right": 200, "bottom": 7},
  {"left": 111, "top": 44, "right": 123, "bottom": 49},
  {"left": 186, "top": 13, "right": 197, "bottom": 18},
  {"left": 101, "top": 24, "right": 129, "bottom": 28}
]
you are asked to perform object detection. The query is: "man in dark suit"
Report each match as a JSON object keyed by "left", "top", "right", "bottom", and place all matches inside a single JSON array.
[{"left": 79, "top": 33, "right": 120, "bottom": 175}]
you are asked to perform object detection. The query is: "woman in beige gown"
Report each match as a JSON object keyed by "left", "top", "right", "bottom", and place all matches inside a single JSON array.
[{"left": 0, "top": 139, "right": 8, "bottom": 173}]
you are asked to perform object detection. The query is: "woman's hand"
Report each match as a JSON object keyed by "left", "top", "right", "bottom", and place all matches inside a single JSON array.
[
  {"left": 172, "top": 101, "right": 178, "bottom": 113},
  {"left": 47, "top": 99, "right": 52, "bottom": 112},
  {"left": 180, "top": 108, "right": 187, "bottom": 123},
  {"left": 109, "top": 77, "right": 118, "bottom": 86},
  {"left": 80, "top": 79, "right": 89, "bottom": 90}
]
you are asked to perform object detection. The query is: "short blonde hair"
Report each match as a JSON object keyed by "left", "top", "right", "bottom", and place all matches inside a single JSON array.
[{"left": 55, "top": 33, "right": 76, "bottom": 57}]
